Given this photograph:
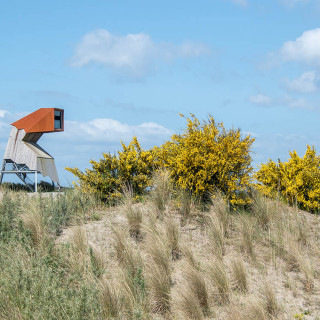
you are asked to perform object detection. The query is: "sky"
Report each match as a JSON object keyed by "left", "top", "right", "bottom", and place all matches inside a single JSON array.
[{"left": 1, "top": 0, "right": 320, "bottom": 186}]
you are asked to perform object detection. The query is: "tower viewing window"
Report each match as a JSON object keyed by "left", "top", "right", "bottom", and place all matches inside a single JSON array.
[{"left": 54, "top": 110, "right": 62, "bottom": 129}]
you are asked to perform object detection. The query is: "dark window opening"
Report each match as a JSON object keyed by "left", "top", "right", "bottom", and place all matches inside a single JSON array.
[{"left": 54, "top": 110, "right": 62, "bottom": 129}]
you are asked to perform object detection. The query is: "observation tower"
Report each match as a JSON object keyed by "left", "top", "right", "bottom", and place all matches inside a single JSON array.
[{"left": 0, "top": 108, "right": 64, "bottom": 191}]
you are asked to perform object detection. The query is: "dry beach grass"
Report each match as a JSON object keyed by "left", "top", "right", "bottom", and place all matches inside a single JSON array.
[{"left": 0, "top": 187, "right": 320, "bottom": 319}]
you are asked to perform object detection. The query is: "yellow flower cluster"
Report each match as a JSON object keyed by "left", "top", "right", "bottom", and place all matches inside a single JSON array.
[
  {"left": 66, "top": 114, "right": 255, "bottom": 206},
  {"left": 66, "top": 137, "right": 155, "bottom": 203},
  {"left": 255, "top": 145, "right": 320, "bottom": 211},
  {"left": 154, "top": 114, "right": 254, "bottom": 206}
]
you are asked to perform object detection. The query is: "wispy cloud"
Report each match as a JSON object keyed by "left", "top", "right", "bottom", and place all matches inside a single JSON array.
[
  {"left": 249, "top": 94, "right": 272, "bottom": 106},
  {"left": 280, "top": 28, "right": 320, "bottom": 65},
  {"left": 284, "top": 71, "right": 319, "bottom": 93},
  {"left": 71, "top": 29, "right": 211, "bottom": 79},
  {"left": 55, "top": 118, "right": 173, "bottom": 145},
  {"left": 0, "top": 109, "right": 10, "bottom": 118},
  {"left": 282, "top": 94, "right": 314, "bottom": 109},
  {"left": 249, "top": 93, "right": 315, "bottom": 110}
]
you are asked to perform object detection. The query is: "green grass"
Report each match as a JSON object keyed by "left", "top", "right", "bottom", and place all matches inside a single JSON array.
[{"left": 0, "top": 190, "right": 104, "bottom": 320}]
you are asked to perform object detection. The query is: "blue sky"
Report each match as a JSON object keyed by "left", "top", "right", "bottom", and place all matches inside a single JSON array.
[{"left": 1, "top": 0, "right": 320, "bottom": 185}]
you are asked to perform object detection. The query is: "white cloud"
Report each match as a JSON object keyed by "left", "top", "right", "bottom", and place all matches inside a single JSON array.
[
  {"left": 280, "top": 28, "right": 320, "bottom": 65},
  {"left": 283, "top": 94, "right": 314, "bottom": 109},
  {"left": 0, "top": 109, "right": 9, "bottom": 118},
  {"left": 249, "top": 94, "right": 272, "bottom": 106},
  {"left": 58, "top": 118, "right": 173, "bottom": 144},
  {"left": 284, "top": 71, "right": 319, "bottom": 93},
  {"left": 71, "top": 29, "right": 211, "bottom": 78},
  {"left": 249, "top": 92, "right": 315, "bottom": 110}
]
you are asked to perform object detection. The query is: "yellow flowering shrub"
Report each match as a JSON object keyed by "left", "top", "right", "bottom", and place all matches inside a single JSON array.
[
  {"left": 66, "top": 114, "right": 255, "bottom": 206},
  {"left": 155, "top": 114, "right": 255, "bottom": 206},
  {"left": 66, "top": 137, "right": 155, "bottom": 203},
  {"left": 255, "top": 145, "right": 320, "bottom": 212}
]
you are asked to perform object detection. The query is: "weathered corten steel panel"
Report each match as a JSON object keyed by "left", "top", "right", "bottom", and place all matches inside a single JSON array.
[{"left": 11, "top": 108, "right": 64, "bottom": 133}]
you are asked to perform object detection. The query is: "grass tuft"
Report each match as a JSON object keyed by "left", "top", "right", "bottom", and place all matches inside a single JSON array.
[
  {"left": 146, "top": 264, "right": 171, "bottom": 314},
  {"left": 207, "top": 213, "right": 225, "bottom": 258},
  {"left": 165, "top": 217, "right": 181, "bottom": 260},
  {"left": 231, "top": 257, "right": 248, "bottom": 293},
  {"left": 112, "top": 227, "right": 142, "bottom": 276},
  {"left": 210, "top": 192, "right": 229, "bottom": 236},
  {"left": 183, "top": 265, "right": 210, "bottom": 315},
  {"left": 22, "top": 202, "right": 46, "bottom": 247},
  {"left": 125, "top": 205, "right": 143, "bottom": 241},
  {"left": 100, "top": 278, "right": 122, "bottom": 319},
  {"left": 149, "top": 169, "right": 172, "bottom": 217},
  {"left": 261, "top": 282, "right": 281, "bottom": 317},
  {"left": 176, "top": 285, "right": 204, "bottom": 320},
  {"left": 208, "top": 259, "right": 230, "bottom": 304},
  {"left": 145, "top": 226, "right": 171, "bottom": 278},
  {"left": 240, "top": 216, "right": 255, "bottom": 259},
  {"left": 251, "top": 191, "right": 276, "bottom": 230}
]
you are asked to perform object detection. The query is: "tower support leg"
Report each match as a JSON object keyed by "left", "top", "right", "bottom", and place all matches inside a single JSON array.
[
  {"left": 35, "top": 171, "right": 38, "bottom": 193},
  {"left": 0, "top": 159, "right": 6, "bottom": 185}
]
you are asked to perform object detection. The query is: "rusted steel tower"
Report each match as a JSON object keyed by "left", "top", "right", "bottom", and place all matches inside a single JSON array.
[{"left": 0, "top": 108, "right": 64, "bottom": 192}]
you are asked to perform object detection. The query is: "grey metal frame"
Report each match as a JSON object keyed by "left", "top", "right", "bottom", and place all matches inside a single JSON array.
[{"left": 0, "top": 159, "right": 39, "bottom": 192}]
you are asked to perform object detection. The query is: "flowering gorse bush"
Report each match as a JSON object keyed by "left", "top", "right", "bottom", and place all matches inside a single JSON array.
[
  {"left": 255, "top": 145, "right": 320, "bottom": 212},
  {"left": 66, "top": 115, "right": 255, "bottom": 206},
  {"left": 155, "top": 115, "right": 254, "bottom": 206},
  {"left": 66, "top": 137, "right": 155, "bottom": 203}
]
